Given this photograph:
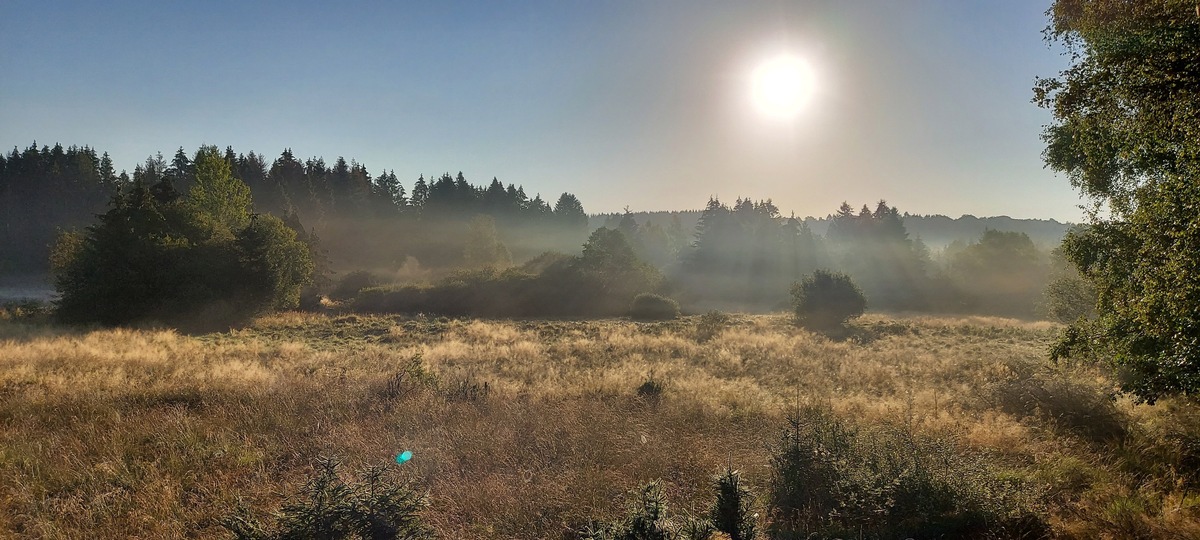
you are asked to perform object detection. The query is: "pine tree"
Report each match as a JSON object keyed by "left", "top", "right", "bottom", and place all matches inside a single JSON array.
[{"left": 189, "top": 145, "right": 252, "bottom": 233}]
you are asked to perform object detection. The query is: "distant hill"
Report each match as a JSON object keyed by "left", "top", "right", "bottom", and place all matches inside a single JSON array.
[
  {"left": 591, "top": 211, "right": 1073, "bottom": 250},
  {"left": 897, "top": 214, "right": 1072, "bottom": 250}
]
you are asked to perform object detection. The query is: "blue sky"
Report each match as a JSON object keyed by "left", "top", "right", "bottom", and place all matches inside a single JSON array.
[{"left": 0, "top": 1, "right": 1081, "bottom": 220}]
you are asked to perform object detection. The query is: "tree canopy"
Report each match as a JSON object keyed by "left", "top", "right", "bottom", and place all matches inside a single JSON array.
[
  {"left": 52, "top": 156, "right": 313, "bottom": 329},
  {"left": 1038, "top": 0, "right": 1200, "bottom": 401}
]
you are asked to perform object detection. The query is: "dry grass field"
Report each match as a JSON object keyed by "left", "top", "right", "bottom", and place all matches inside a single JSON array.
[{"left": 2, "top": 310, "right": 1200, "bottom": 538}]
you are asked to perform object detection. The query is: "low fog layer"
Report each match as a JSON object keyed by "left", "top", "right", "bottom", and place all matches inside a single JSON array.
[{"left": 1, "top": 143, "right": 1081, "bottom": 321}]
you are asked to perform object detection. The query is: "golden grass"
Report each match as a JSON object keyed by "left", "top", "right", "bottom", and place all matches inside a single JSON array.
[{"left": 1, "top": 312, "right": 1199, "bottom": 538}]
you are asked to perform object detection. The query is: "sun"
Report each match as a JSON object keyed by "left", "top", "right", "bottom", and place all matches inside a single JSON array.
[{"left": 751, "top": 55, "right": 816, "bottom": 119}]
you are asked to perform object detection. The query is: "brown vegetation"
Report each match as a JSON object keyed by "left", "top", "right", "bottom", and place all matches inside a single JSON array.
[{"left": 1, "top": 312, "right": 1199, "bottom": 538}]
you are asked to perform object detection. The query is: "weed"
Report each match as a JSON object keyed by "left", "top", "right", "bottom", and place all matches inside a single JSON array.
[
  {"left": 445, "top": 376, "right": 490, "bottom": 403},
  {"left": 374, "top": 354, "right": 438, "bottom": 403},
  {"left": 694, "top": 311, "right": 731, "bottom": 343},
  {"left": 637, "top": 373, "right": 666, "bottom": 404}
]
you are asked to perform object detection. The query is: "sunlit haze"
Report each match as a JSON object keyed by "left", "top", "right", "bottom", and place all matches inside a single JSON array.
[
  {"left": 752, "top": 55, "right": 818, "bottom": 119},
  {"left": 0, "top": 1, "right": 1079, "bottom": 221}
]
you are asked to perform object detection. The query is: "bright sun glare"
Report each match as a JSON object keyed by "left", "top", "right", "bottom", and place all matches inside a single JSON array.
[{"left": 751, "top": 55, "right": 816, "bottom": 119}]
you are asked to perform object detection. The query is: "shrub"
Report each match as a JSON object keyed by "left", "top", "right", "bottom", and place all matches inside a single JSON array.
[
  {"left": 581, "top": 471, "right": 758, "bottom": 540},
  {"left": 373, "top": 354, "right": 438, "bottom": 405},
  {"left": 1042, "top": 273, "right": 1096, "bottom": 323},
  {"left": 988, "top": 360, "right": 1126, "bottom": 443},
  {"left": 331, "top": 270, "right": 383, "bottom": 301},
  {"left": 636, "top": 373, "right": 666, "bottom": 404},
  {"left": 711, "top": 467, "right": 756, "bottom": 540},
  {"left": 790, "top": 270, "right": 866, "bottom": 330},
  {"left": 767, "top": 406, "right": 1048, "bottom": 540},
  {"left": 223, "top": 456, "right": 433, "bottom": 540},
  {"left": 53, "top": 176, "right": 312, "bottom": 328},
  {"left": 630, "top": 293, "right": 680, "bottom": 321},
  {"left": 580, "top": 481, "right": 696, "bottom": 540},
  {"left": 694, "top": 310, "right": 731, "bottom": 343}
]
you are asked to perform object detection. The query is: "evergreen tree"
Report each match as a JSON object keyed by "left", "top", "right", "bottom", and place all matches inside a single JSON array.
[
  {"left": 410, "top": 174, "right": 429, "bottom": 209},
  {"left": 189, "top": 145, "right": 252, "bottom": 233},
  {"left": 553, "top": 192, "right": 587, "bottom": 229}
]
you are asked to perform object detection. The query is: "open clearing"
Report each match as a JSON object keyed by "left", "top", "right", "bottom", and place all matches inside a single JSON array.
[{"left": 2, "top": 313, "right": 1199, "bottom": 538}]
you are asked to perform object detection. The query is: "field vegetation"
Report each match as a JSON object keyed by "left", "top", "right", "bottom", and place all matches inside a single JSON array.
[{"left": 3, "top": 309, "right": 1200, "bottom": 538}]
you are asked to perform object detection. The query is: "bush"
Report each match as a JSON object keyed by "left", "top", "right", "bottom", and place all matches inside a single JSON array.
[
  {"left": 767, "top": 406, "right": 1048, "bottom": 540},
  {"left": 580, "top": 470, "right": 758, "bottom": 540},
  {"left": 636, "top": 373, "right": 665, "bottom": 404},
  {"left": 694, "top": 310, "right": 731, "bottom": 343},
  {"left": 988, "top": 360, "right": 1126, "bottom": 443},
  {"left": 630, "top": 293, "right": 680, "bottom": 321},
  {"left": 1042, "top": 274, "right": 1096, "bottom": 323},
  {"left": 331, "top": 270, "right": 383, "bottom": 301},
  {"left": 53, "top": 175, "right": 312, "bottom": 328},
  {"left": 350, "top": 233, "right": 663, "bottom": 319},
  {"left": 580, "top": 481, "right": 711, "bottom": 540},
  {"left": 790, "top": 270, "right": 866, "bottom": 330},
  {"left": 223, "top": 456, "right": 433, "bottom": 540},
  {"left": 711, "top": 467, "right": 757, "bottom": 540}
]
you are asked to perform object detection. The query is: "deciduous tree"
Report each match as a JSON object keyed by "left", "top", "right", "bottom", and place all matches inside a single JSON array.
[{"left": 1037, "top": 0, "right": 1200, "bottom": 401}]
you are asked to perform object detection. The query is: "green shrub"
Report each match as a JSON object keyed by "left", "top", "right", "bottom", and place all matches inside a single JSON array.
[
  {"left": 580, "top": 471, "right": 758, "bottom": 540},
  {"left": 630, "top": 293, "right": 680, "bottom": 321},
  {"left": 711, "top": 467, "right": 756, "bottom": 540},
  {"left": 223, "top": 456, "right": 433, "bottom": 540},
  {"left": 1042, "top": 274, "right": 1096, "bottom": 323},
  {"left": 53, "top": 175, "right": 312, "bottom": 328},
  {"left": 790, "top": 270, "right": 866, "bottom": 330},
  {"left": 767, "top": 406, "right": 1048, "bottom": 540},
  {"left": 331, "top": 270, "right": 383, "bottom": 301},
  {"left": 350, "top": 235, "right": 663, "bottom": 319},
  {"left": 988, "top": 360, "right": 1126, "bottom": 443},
  {"left": 580, "top": 481, "right": 696, "bottom": 540}
]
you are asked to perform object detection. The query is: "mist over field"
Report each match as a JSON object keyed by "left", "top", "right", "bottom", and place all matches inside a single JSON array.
[{"left": 5, "top": 1, "right": 1200, "bottom": 538}]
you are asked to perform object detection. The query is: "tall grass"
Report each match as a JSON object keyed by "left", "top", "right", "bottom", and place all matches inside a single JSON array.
[{"left": 0, "top": 313, "right": 1198, "bottom": 537}]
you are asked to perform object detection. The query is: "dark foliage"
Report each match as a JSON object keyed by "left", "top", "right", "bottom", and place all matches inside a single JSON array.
[
  {"left": 1037, "top": 0, "right": 1200, "bottom": 401},
  {"left": 825, "top": 201, "right": 939, "bottom": 311},
  {"left": 223, "top": 456, "right": 433, "bottom": 540},
  {"left": 332, "top": 271, "right": 384, "bottom": 301},
  {"left": 790, "top": 270, "right": 866, "bottom": 330},
  {"left": 52, "top": 147, "right": 313, "bottom": 328},
  {"left": 767, "top": 406, "right": 1049, "bottom": 540},
  {"left": 677, "top": 198, "right": 825, "bottom": 311},
  {"left": 354, "top": 229, "right": 662, "bottom": 318},
  {"left": 0, "top": 143, "right": 120, "bottom": 273},
  {"left": 948, "top": 230, "right": 1048, "bottom": 318},
  {"left": 711, "top": 467, "right": 756, "bottom": 540},
  {"left": 636, "top": 374, "right": 665, "bottom": 404},
  {"left": 629, "top": 293, "right": 680, "bottom": 321}
]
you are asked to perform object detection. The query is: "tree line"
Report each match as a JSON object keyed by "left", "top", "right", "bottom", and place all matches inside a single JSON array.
[
  {"left": 2, "top": 141, "right": 1083, "bottom": 326},
  {"left": 0, "top": 143, "right": 591, "bottom": 276}
]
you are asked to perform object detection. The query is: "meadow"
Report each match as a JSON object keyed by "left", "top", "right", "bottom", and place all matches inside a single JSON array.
[{"left": 2, "top": 310, "right": 1199, "bottom": 539}]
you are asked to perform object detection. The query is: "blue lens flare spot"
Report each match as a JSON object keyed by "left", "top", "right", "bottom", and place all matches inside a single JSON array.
[{"left": 396, "top": 450, "right": 413, "bottom": 464}]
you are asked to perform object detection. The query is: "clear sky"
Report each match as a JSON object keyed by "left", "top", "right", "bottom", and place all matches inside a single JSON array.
[{"left": 0, "top": 1, "right": 1082, "bottom": 221}]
